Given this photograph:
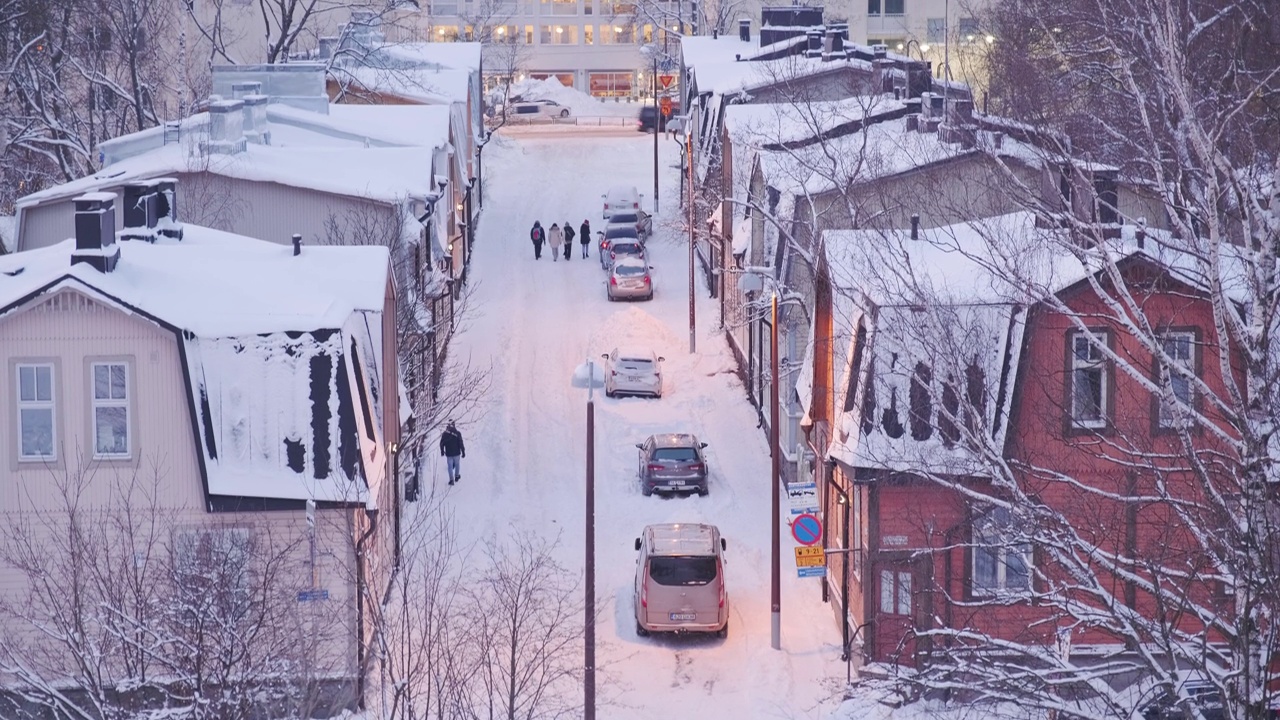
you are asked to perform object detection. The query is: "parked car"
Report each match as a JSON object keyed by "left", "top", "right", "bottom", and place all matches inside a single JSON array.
[
  {"left": 601, "top": 346, "right": 663, "bottom": 398},
  {"left": 608, "top": 257, "right": 653, "bottom": 301},
  {"left": 603, "top": 238, "right": 646, "bottom": 272},
  {"left": 638, "top": 104, "right": 681, "bottom": 132},
  {"left": 633, "top": 523, "right": 728, "bottom": 637},
  {"left": 606, "top": 210, "right": 652, "bottom": 240},
  {"left": 603, "top": 185, "right": 642, "bottom": 219},
  {"left": 636, "top": 433, "right": 709, "bottom": 496}
]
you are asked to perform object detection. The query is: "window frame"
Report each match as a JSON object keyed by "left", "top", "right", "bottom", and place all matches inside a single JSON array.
[
  {"left": 1065, "top": 329, "right": 1113, "bottom": 432},
  {"left": 969, "top": 506, "right": 1033, "bottom": 597},
  {"left": 1154, "top": 328, "right": 1200, "bottom": 431},
  {"left": 90, "top": 361, "right": 132, "bottom": 459},
  {"left": 16, "top": 362, "right": 58, "bottom": 462}
]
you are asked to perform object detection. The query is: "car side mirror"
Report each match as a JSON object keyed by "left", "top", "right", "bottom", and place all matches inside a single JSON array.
[
  {"left": 657, "top": 356, "right": 666, "bottom": 362},
  {"left": 634, "top": 538, "right": 642, "bottom": 551},
  {"left": 601, "top": 353, "right": 609, "bottom": 360},
  {"left": 635, "top": 443, "right": 644, "bottom": 449},
  {"left": 700, "top": 442, "right": 708, "bottom": 448},
  {"left": 721, "top": 538, "right": 727, "bottom": 551}
]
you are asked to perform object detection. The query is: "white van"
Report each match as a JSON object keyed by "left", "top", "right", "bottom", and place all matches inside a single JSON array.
[
  {"left": 633, "top": 523, "right": 729, "bottom": 638},
  {"left": 602, "top": 185, "right": 642, "bottom": 220}
]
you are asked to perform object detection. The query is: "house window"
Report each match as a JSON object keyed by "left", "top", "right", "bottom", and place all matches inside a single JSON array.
[
  {"left": 92, "top": 362, "right": 130, "bottom": 458},
  {"left": 879, "top": 568, "right": 911, "bottom": 615},
  {"left": 972, "top": 506, "right": 1032, "bottom": 594},
  {"left": 867, "top": 0, "right": 881, "bottom": 14},
  {"left": 926, "top": 17, "right": 945, "bottom": 43},
  {"left": 1158, "top": 331, "right": 1195, "bottom": 428},
  {"left": 1070, "top": 331, "right": 1108, "bottom": 428},
  {"left": 884, "top": 0, "right": 904, "bottom": 14},
  {"left": 17, "top": 363, "right": 56, "bottom": 460},
  {"left": 957, "top": 16, "right": 979, "bottom": 40}
]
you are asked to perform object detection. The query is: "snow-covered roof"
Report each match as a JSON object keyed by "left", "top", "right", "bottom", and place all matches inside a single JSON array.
[
  {"left": 681, "top": 34, "right": 879, "bottom": 97},
  {"left": 0, "top": 226, "right": 392, "bottom": 505},
  {"left": 724, "top": 95, "right": 905, "bottom": 147},
  {"left": 18, "top": 138, "right": 436, "bottom": 209},
  {"left": 378, "top": 41, "right": 482, "bottom": 72},
  {"left": 331, "top": 64, "right": 472, "bottom": 104},
  {"left": 267, "top": 103, "right": 453, "bottom": 149}
]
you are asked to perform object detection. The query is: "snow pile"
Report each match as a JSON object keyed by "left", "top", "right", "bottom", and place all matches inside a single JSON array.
[
  {"left": 495, "top": 77, "right": 641, "bottom": 117},
  {"left": 587, "top": 306, "right": 683, "bottom": 356}
]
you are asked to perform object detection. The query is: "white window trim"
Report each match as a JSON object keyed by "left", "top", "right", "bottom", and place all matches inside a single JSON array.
[
  {"left": 1158, "top": 330, "right": 1195, "bottom": 429},
  {"left": 91, "top": 361, "right": 131, "bottom": 459},
  {"left": 17, "top": 363, "right": 57, "bottom": 462},
  {"left": 1070, "top": 331, "right": 1108, "bottom": 429}
]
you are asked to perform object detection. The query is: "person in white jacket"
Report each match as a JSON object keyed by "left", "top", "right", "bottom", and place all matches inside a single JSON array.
[{"left": 547, "top": 223, "right": 564, "bottom": 262}]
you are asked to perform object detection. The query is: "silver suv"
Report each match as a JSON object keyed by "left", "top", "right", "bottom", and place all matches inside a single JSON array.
[
  {"left": 633, "top": 523, "right": 729, "bottom": 637},
  {"left": 636, "top": 433, "right": 709, "bottom": 496}
]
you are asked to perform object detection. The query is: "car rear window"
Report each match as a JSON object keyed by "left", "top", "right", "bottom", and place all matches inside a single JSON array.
[
  {"left": 653, "top": 447, "right": 698, "bottom": 461},
  {"left": 620, "top": 357, "right": 652, "bottom": 368},
  {"left": 614, "top": 242, "right": 642, "bottom": 254},
  {"left": 615, "top": 264, "right": 647, "bottom": 276},
  {"left": 648, "top": 556, "right": 717, "bottom": 586},
  {"left": 610, "top": 213, "right": 639, "bottom": 223}
]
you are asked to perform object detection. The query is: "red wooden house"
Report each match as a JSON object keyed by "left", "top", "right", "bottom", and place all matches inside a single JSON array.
[{"left": 805, "top": 212, "right": 1249, "bottom": 671}]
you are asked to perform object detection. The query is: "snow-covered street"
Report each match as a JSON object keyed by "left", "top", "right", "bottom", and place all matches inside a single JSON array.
[{"left": 424, "top": 126, "right": 848, "bottom": 718}]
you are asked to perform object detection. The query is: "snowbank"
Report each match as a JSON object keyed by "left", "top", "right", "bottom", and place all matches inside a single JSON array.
[{"left": 492, "top": 77, "right": 644, "bottom": 117}]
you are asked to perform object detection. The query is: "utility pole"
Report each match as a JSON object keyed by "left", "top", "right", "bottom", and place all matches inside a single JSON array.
[
  {"left": 584, "top": 364, "right": 597, "bottom": 720},
  {"left": 687, "top": 131, "right": 696, "bottom": 354},
  {"left": 652, "top": 53, "right": 659, "bottom": 214},
  {"left": 770, "top": 291, "right": 781, "bottom": 650}
]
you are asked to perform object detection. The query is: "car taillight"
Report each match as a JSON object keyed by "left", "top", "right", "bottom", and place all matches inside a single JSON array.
[
  {"left": 610, "top": 275, "right": 617, "bottom": 285},
  {"left": 611, "top": 370, "right": 617, "bottom": 376},
  {"left": 643, "top": 275, "right": 651, "bottom": 285},
  {"left": 633, "top": 202, "right": 639, "bottom": 209},
  {"left": 610, "top": 251, "right": 617, "bottom": 259},
  {"left": 647, "top": 464, "right": 665, "bottom": 471},
  {"left": 641, "top": 579, "right": 648, "bottom": 608},
  {"left": 688, "top": 463, "right": 704, "bottom": 473},
  {"left": 718, "top": 565, "right": 725, "bottom": 608}
]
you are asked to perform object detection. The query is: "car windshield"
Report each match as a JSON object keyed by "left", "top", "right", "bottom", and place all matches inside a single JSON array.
[
  {"left": 615, "top": 264, "right": 647, "bottom": 276},
  {"left": 653, "top": 447, "right": 698, "bottom": 461},
  {"left": 648, "top": 556, "right": 716, "bottom": 586}
]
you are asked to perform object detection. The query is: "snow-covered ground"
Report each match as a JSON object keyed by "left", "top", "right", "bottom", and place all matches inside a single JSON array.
[{"left": 420, "top": 128, "right": 851, "bottom": 716}]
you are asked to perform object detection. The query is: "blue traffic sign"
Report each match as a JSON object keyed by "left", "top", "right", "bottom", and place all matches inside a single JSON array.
[
  {"left": 791, "top": 513, "right": 822, "bottom": 546},
  {"left": 659, "top": 57, "right": 676, "bottom": 72}
]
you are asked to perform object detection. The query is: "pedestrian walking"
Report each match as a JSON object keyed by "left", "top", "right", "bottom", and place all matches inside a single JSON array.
[
  {"left": 563, "top": 222, "right": 575, "bottom": 260},
  {"left": 440, "top": 420, "right": 465, "bottom": 485},
  {"left": 530, "top": 221, "right": 545, "bottom": 259},
  {"left": 548, "top": 223, "right": 564, "bottom": 262},
  {"left": 580, "top": 220, "right": 591, "bottom": 258}
]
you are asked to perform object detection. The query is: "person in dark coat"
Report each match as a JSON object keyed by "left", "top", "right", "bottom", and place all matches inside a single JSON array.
[
  {"left": 440, "top": 420, "right": 465, "bottom": 485},
  {"left": 580, "top": 220, "right": 591, "bottom": 258},
  {"left": 530, "top": 221, "right": 545, "bottom": 259},
  {"left": 563, "top": 222, "right": 575, "bottom": 260}
]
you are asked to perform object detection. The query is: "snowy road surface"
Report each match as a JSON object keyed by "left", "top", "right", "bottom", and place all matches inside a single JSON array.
[{"left": 424, "top": 129, "right": 847, "bottom": 718}]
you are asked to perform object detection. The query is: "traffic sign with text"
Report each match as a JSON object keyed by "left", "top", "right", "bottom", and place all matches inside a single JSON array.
[
  {"left": 787, "top": 481, "right": 819, "bottom": 515},
  {"left": 794, "top": 547, "right": 827, "bottom": 578}
]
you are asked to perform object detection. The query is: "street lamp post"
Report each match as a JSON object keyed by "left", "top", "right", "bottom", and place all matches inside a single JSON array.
[
  {"left": 687, "top": 129, "right": 696, "bottom": 354},
  {"left": 769, "top": 290, "right": 781, "bottom": 650},
  {"left": 572, "top": 359, "right": 604, "bottom": 720},
  {"left": 643, "top": 44, "right": 660, "bottom": 215}
]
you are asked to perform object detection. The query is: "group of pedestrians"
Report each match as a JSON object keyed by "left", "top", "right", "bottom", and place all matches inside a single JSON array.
[{"left": 530, "top": 220, "right": 595, "bottom": 261}]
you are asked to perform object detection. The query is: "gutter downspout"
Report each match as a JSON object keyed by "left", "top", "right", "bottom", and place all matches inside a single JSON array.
[{"left": 354, "top": 508, "right": 379, "bottom": 710}]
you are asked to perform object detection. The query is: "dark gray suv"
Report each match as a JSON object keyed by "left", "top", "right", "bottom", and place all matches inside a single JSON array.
[{"left": 636, "top": 434, "right": 709, "bottom": 496}]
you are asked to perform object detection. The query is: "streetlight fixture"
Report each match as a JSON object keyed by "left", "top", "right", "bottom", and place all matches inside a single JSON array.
[{"left": 571, "top": 359, "right": 605, "bottom": 720}]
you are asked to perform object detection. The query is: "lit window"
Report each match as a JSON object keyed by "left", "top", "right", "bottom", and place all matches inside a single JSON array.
[
  {"left": 92, "top": 362, "right": 130, "bottom": 458},
  {"left": 1158, "top": 331, "right": 1196, "bottom": 428},
  {"left": 17, "top": 363, "right": 56, "bottom": 460},
  {"left": 1069, "top": 331, "right": 1108, "bottom": 428},
  {"left": 972, "top": 506, "right": 1031, "bottom": 594}
]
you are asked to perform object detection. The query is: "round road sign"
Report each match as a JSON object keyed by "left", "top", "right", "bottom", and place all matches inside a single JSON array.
[{"left": 791, "top": 513, "right": 823, "bottom": 546}]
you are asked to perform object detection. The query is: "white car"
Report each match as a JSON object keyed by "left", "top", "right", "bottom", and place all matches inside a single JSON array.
[
  {"left": 602, "top": 185, "right": 642, "bottom": 220},
  {"left": 601, "top": 346, "right": 664, "bottom": 398}
]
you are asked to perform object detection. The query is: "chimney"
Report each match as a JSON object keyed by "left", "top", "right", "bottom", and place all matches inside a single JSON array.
[
  {"left": 231, "top": 81, "right": 262, "bottom": 100},
  {"left": 910, "top": 214, "right": 920, "bottom": 240},
  {"left": 946, "top": 98, "right": 974, "bottom": 126},
  {"left": 241, "top": 94, "right": 272, "bottom": 145},
  {"left": 319, "top": 36, "right": 337, "bottom": 60},
  {"left": 71, "top": 193, "right": 121, "bottom": 273},
  {"left": 205, "top": 99, "right": 247, "bottom": 155},
  {"left": 822, "top": 26, "right": 845, "bottom": 61},
  {"left": 120, "top": 180, "right": 161, "bottom": 242},
  {"left": 153, "top": 178, "right": 184, "bottom": 240},
  {"left": 872, "top": 43, "right": 888, "bottom": 59},
  {"left": 292, "top": 233, "right": 302, "bottom": 256},
  {"left": 712, "top": 28, "right": 719, "bottom": 39},
  {"left": 905, "top": 61, "right": 931, "bottom": 98},
  {"left": 805, "top": 28, "right": 823, "bottom": 58},
  {"left": 739, "top": 18, "right": 751, "bottom": 42}
]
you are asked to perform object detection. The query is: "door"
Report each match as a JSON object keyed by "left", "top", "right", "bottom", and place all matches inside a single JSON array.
[{"left": 874, "top": 560, "right": 918, "bottom": 663}]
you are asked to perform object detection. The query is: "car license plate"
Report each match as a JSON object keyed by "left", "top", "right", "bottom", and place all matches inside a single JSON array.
[
  {"left": 669, "top": 612, "right": 696, "bottom": 622},
  {"left": 669, "top": 480, "right": 685, "bottom": 486},
  {"left": 626, "top": 375, "right": 641, "bottom": 382}
]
